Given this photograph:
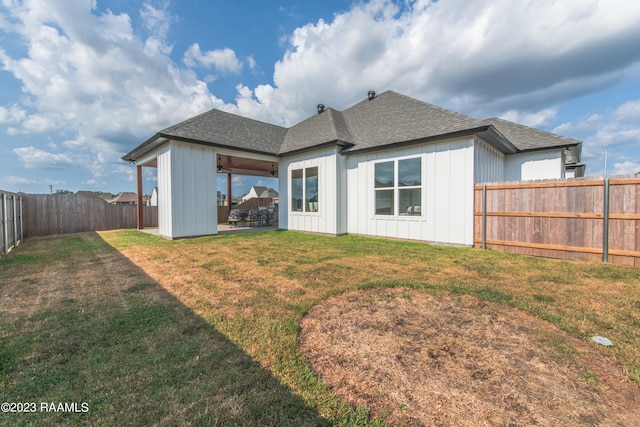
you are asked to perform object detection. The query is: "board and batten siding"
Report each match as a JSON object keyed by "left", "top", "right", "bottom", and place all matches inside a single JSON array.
[
  {"left": 157, "top": 141, "right": 217, "bottom": 239},
  {"left": 346, "top": 138, "right": 475, "bottom": 245},
  {"left": 474, "top": 138, "right": 505, "bottom": 184},
  {"left": 280, "top": 147, "right": 345, "bottom": 235},
  {"left": 504, "top": 149, "right": 563, "bottom": 181}
]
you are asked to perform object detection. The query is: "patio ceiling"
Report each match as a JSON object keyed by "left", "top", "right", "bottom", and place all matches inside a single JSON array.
[
  {"left": 138, "top": 154, "right": 278, "bottom": 178},
  {"left": 217, "top": 154, "right": 278, "bottom": 178}
]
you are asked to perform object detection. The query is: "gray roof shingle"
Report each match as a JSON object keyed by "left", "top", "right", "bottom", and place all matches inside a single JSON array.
[
  {"left": 123, "top": 90, "right": 581, "bottom": 161},
  {"left": 159, "top": 108, "right": 287, "bottom": 154},
  {"left": 479, "top": 117, "right": 580, "bottom": 151},
  {"left": 340, "top": 91, "right": 483, "bottom": 152},
  {"left": 279, "top": 108, "right": 354, "bottom": 154}
]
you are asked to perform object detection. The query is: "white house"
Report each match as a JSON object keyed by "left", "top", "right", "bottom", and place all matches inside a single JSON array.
[
  {"left": 242, "top": 186, "right": 279, "bottom": 202},
  {"left": 149, "top": 187, "right": 158, "bottom": 206},
  {"left": 123, "top": 90, "right": 584, "bottom": 242}
]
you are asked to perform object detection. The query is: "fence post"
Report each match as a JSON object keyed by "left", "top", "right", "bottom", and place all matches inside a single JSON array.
[
  {"left": 19, "top": 196, "right": 23, "bottom": 242},
  {"left": 12, "top": 195, "right": 18, "bottom": 248},
  {"left": 602, "top": 178, "right": 610, "bottom": 263},
  {"left": 2, "top": 193, "right": 7, "bottom": 256},
  {"left": 482, "top": 184, "right": 487, "bottom": 250}
]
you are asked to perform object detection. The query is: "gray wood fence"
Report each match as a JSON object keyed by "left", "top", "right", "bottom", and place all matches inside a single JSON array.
[
  {"left": 23, "top": 193, "right": 158, "bottom": 237},
  {"left": 1, "top": 191, "right": 23, "bottom": 256}
]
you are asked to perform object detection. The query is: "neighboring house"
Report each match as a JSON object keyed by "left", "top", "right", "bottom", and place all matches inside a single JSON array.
[
  {"left": 123, "top": 90, "right": 585, "bottom": 242},
  {"left": 241, "top": 186, "right": 279, "bottom": 202},
  {"left": 100, "top": 193, "right": 115, "bottom": 203},
  {"left": 150, "top": 187, "right": 158, "bottom": 206},
  {"left": 75, "top": 191, "right": 104, "bottom": 200},
  {"left": 110, "top": 192, "right": 138, "bottom": 205}
]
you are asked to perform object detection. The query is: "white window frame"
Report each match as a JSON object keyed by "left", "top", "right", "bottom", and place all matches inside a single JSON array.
[
  {"left": 290, "top": 166, "right": 319, "bottom": 214},
  {"left": 373, "top": 156, "right": 423, "bottom": 217}
]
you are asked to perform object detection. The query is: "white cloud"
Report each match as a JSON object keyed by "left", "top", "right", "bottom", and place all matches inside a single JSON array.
[
  {"left": 140, "top": 1, "right": 174, "bottom": 41},
  {"left": 0, "top": 104, "right": 26, "bottom": 124},
  {"left": 2, "top": 175, "right": 65, "bottom": 187},
  {"left": 0, "top": 0, "right": 226, "bottom": 183},
  {"left": 498, "top": 108, "right": 557, "bottom": 128},
  {"left": 611, "top": 160, "right": 640, "bottom": 176},
  {"left": 183, "top": 43, "right": 243, "bottom": 73},
  {"left": 3, "top": 175, "right": 37, "bottom": 185},
  {"left": 13, "top": 146, "right": 77, "bottom": 169},
  {"left": 559, "top": 98, "right": 640, "bottom": 175},
  {"left": 228, "top": 0, "right": 640, "bottom": 125},
  {"left": 247, "top": 55, "right": 256, "bottom": 70}
]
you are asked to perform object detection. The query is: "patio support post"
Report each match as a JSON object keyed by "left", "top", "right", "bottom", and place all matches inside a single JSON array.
[
  {"left": 227, "top": 173, "right": 232, "bottom": 214},
  {"left": 136, "top": 165, "right": 144, "bottom": 230}
]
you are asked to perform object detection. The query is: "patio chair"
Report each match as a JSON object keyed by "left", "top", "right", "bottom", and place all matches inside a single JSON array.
[
  {"left": 247, "top": 209, "right": 259, "bottom": 226},
  {"left": 228, "top": 208, "right": 247, "bottom": 226},
  {"left": 258, "top": 206, "right": 269, "bottom": 226}
]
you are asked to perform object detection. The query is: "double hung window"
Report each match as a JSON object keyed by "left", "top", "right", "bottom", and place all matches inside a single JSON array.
[
  {"left": 291, "top": 167, "right": 319, "bottom": 212},
  {"left": 374, "top": 157, "right": 422, "bottom": 216}
]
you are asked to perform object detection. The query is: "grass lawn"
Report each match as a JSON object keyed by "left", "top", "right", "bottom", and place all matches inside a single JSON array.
[{"left": 1, "top": 229, "right": 639, "bottom": 425}]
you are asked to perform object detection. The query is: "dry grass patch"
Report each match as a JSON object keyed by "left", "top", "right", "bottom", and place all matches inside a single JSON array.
[{"left": 300, "top": 287, "right": 640, "bottom": 426}]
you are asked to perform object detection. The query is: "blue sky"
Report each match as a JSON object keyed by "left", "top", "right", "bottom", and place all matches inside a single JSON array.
[{"left": 1, "top": 0, "right": 639, "bottom": 196}]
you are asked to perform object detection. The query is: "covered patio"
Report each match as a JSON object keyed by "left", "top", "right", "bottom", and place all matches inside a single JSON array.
[{"left": 130, "top": 145, "right": 279, "bottom": 239}]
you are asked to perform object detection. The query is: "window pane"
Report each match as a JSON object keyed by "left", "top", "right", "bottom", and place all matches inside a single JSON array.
[
  {"left": 375, "top": 190, "right": 394, "bottom": 215},
  {"left": 305, "top": 167, "right": 319, "bottom": 212},
  {"left": 398, "top": 158, "right": 421, "bottom": 186},
  {"left": 399, "top": 188, "right": 422, "bottom": 216},
  {"left": 375, "top": 161, "right": 394, "bottom": 188},
  {"left": 291, "top": 169, "right": 303, "bottom": 212}
]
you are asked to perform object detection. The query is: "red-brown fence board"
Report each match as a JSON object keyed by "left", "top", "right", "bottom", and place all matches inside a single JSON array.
[
  {"left": 23, "top": 193, "right": 158, "bottom": 237},
  {"left": 474, "top": 176, "right": 640, "bottom": 266}
]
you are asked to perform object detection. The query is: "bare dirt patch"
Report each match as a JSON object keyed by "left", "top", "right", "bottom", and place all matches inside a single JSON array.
[{"left": 299, "top": 288, "right": 640, "bottom": 426}]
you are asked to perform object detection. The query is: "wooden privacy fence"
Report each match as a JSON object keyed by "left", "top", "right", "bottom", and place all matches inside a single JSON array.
[
  {"left": 474, "top": 176, "right": 640, "bottom": 266},
  {"left": 24, "top": 193, "right": 158, "bottom": 237},
  {"left": 1, "top": 191, "right": 24, "bottom": 257}
]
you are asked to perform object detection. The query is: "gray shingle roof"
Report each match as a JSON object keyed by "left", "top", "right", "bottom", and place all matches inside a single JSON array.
[
  {"left": 123, "top": 90, "right": 581, "bottom": 162},
  {"left": 340, "top": 91, "right": 483, "bottom": 152},
  {"left": 479, "top": 117, "right": 580, "bottom": 151},
  {"left": 279, "top": 108, "right": 354, "bottom": 154},
  {"left": 159, "top": 108, "right": 287, "bottom": 154}
]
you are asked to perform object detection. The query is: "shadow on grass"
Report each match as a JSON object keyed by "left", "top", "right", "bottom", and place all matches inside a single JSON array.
[{"left": 0, "top": 232, "right": 329, "bottom": 426}]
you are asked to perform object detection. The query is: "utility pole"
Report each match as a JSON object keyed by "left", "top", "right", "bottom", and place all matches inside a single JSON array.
[{"left": 603, "top": 151, "right": 608, "bottom": 177}]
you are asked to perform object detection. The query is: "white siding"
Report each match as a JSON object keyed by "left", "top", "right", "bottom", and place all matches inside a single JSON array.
[
  {"left": 157, "top": 142, "right": 217, "bottom": 239},
  {"left": 157, "top": 146, "right": 172, "bottom": 238},
  {"left": 282, "top": 147, "right": 342, "bottom": 235},
  {"left": 474, "top": 139, "right": 505, "bottom": 183},
  {"left": 346, "top": 138, "right": 475, "bottom": 245},
  {"left": 505, "top": 150, "right": 563, "bottom": 181}
]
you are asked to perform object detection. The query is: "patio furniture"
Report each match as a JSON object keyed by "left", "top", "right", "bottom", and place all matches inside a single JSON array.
[{"left": 228, "top": 209, "right": 248, "bottom": 226}]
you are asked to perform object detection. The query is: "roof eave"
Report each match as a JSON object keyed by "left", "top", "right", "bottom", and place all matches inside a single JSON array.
[
  {"left": 342, "top": 126, "right": 512, "bottom": 156},
  {"left": 160, "top": 134, "right": 279, "bottom": 157},
  {"left": 121, "top": 135, "right": 169, "bottom": 163},
  {"left": 279, "top": 140, "right": 354, "bottom": 157}
]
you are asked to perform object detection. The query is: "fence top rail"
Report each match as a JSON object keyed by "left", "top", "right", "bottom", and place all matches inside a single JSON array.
[
  {"left": 475, "top": 180, "right": 603, "bottom": 190},
  {"left": 475, "top": 175, "right": 640, "bottom": 190}
]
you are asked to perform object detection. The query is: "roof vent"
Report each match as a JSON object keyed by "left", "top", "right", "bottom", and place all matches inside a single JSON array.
[
  {"left": 367, "top": 90, "right": 376, "bottom": 101},
  {"left": 317, "top": 104, "right": 325, "bottom": 114}
]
